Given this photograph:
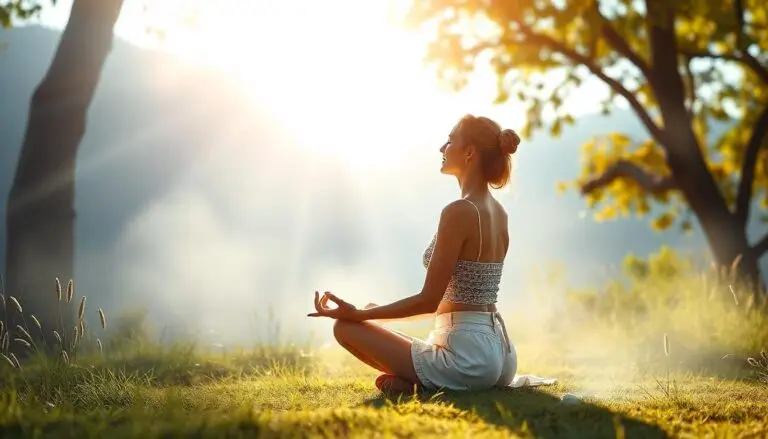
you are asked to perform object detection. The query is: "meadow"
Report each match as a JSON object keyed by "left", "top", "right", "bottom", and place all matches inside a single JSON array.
[{"left": 1, "top": 248, "right": 767, "bottom": 438}]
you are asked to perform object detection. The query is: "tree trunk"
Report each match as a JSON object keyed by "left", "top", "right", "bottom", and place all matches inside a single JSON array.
[
  {"left": 4, "top": 0, "right": 124, "bottom": 353},
  {"left": 657, "top": 84, "right": 763, "bottom": 288},
  {"left": 658, "top": 114, "right": 763, "bottom": 288},
  {"left": 644, "top": 4, "right": 764, "bottom": 289}
]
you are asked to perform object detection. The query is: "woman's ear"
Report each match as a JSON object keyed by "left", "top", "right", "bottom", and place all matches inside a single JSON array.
[{"left": 464, "top": 144, "right": 476, "bottom": 164}]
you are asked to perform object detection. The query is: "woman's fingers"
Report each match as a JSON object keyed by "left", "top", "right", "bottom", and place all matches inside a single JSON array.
[
  {"left": 324, "top": 291, "right": 351, "bottom": 309},
  {"left": 307, "top": 308, "right": 338, "bottom": 318},
  {"left": 320, "top": 292, "right": 331, "bottom": 309},
  {"left": 309, "top": 290, "right": 353, "bottom": 318}
]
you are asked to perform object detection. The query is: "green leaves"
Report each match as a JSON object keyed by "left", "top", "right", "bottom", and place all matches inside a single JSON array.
[{"left": 0, "top": 1, "right": 50, "bottom": 29}]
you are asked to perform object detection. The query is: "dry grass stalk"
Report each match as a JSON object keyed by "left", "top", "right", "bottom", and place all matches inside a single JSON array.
[
  {"left": 8, "top": 296, "right": 22, "bottom": 314},
  {"left": 77, "top": 296, "right": 86, "bottom": 321},
  {"left": 729, "top": 285, "right": 739, "bottom": 306},
  {"left": 9, "top": 353, "right": 20, "bottom": 369},
  {"left": 730, "top": 254, "right": 743, "bottom": 278},
  {"left": 13, "top": 338, "right": 31, "bottom": 349},
  {"left": 66, "top": 280, "right": 74, "bottom": 303},
  {"left": 98, "top": 308, "right": 106, "bottom": 330},
  {"left": 16, "top": 325, "right": 33, "bottom": 343},
  {"left": 55, "top": 277, "right": 62, "bottom": 302},
  {"left": 53, "top": 330, "right": 62, "bottom": 345},
  {"left": 0, "top": 352, "right": 14, "bottom": 368},
  {"left": 30, "top": 315, "right": 42, "bottom": 332}
]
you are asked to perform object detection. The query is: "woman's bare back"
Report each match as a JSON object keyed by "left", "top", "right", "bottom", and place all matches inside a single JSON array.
[{"left": 436, "top": 195, "right": 509, "bottom": 315}]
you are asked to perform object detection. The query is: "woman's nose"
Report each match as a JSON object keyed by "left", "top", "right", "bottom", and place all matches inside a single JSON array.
[{"left": 440, "top": 142, "right": 447, "bottom": 153}]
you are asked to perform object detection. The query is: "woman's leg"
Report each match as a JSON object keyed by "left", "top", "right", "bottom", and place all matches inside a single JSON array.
[
  {"left": 332, "top": 319, "right": 421, "bottom": 385},
  {"left": 334, "top": 338, "right": 388, "bottom": 372},
  {"left": 332, "top": 322, "right": 405, "bottom": 372}
]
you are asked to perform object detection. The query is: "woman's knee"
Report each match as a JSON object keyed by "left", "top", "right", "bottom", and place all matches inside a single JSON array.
[{"left": 332, "top": 319, "right": 358, "bottom": 342}]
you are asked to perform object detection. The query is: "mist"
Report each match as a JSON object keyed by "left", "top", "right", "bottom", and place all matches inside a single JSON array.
[{"left": 0, "top": 25, "right": 717, "bottom": 352}]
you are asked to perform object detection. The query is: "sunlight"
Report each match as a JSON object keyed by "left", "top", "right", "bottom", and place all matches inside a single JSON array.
[
  {"left": 158, "top": 0, "right": 437, "bottom": 170},
  {"left": 120, "top": 0, "right": 524, "bottom": 172},
  {"left": 37, "top": 0, "right": 531, "bottom": 172}
]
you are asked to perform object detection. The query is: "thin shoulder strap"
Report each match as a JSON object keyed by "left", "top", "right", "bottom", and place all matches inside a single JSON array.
[{"left": 460, "top": 198, "right": 483, "bottom": 261}]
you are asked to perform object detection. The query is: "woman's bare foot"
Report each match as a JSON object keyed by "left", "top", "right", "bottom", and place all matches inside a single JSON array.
[{"left": 375, "top": 374, "right": 421, "bottom": 396}]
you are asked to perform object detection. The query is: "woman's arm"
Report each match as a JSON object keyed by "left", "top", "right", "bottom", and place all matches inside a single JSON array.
[
  {"left": 361, "top": 303, "right": 432, "bottom": 322},
  {"left": 359, "top": 200, "right": 471, "bottom": 322}
]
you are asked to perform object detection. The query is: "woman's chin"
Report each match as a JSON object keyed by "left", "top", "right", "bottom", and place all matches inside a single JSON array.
[{"left": 440, "top": 163, "right": 450, "bottom": 174}]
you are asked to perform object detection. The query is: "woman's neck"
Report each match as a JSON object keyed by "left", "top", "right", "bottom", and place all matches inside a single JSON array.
[{"left": 457, "top": 170, "right": 488, "bottom": 199}]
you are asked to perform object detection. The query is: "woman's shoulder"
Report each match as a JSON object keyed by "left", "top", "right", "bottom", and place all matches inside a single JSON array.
[
  {"left": 441, "top": 199, "right": 478, "bottom": 217},
  {"left": 493, "top": 198, "right": 508, "bottom": 220},
  {"left": 437, "top": 199, "right": 478, "bottom": 228}
]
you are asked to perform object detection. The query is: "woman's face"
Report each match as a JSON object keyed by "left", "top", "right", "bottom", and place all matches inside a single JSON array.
[{"left": 440, "top": 122, "right": 471, "bottom": 176}]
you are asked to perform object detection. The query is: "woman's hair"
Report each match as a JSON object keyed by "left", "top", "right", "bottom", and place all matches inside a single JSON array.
[{"left": 456, "top": 114, "right": 521, "bottom": 189}]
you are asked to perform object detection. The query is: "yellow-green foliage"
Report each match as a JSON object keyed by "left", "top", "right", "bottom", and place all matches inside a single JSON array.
[
  {"left": 0, "top": 1, "right": 51, "bottom": 28},
  {"left": 405, "top": 0, "right": 768, "bottom": 231},
  {"left": 514, "top": 246, "right": 768, "bottom": 377}
]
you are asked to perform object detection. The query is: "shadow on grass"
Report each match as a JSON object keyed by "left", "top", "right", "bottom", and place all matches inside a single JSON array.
[{"left": 361, "top": 387, "right": 668, "bottom": 439}]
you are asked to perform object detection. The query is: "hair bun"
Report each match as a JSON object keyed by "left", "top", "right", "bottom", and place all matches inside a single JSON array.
[{"left": 498, "top": 129, "right": 520, "bottom": 155}]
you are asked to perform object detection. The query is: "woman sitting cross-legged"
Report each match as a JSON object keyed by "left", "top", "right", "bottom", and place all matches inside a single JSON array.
[{"left": 308, "top": 114, "right": 534, "bottom": 394}]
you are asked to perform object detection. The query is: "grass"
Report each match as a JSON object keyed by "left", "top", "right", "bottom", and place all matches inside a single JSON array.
[
  {"left": 1, "top": 248, "right": 768, "bottom": 438},
  {"left": 0, "top": 348, "right": 767, "bottom": 438}
]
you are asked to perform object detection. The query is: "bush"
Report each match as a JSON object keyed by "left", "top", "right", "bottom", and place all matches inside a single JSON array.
[{"left": 507, "top": 246, "right": 768, "bottom": 380}]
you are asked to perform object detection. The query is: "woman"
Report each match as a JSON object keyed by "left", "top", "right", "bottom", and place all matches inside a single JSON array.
[{"left": 308, "top": 114, "right": 521, "bottom": 393}]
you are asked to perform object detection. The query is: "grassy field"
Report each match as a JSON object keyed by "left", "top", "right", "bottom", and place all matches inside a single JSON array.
[
  {"left": 2, "top": 251, "right": 768, "bottom": 438},
  {"left": 0, "top": 346, "right": 766, "bottom": 439}
]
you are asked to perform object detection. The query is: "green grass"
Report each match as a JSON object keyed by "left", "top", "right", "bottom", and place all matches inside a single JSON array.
[
  {"left": 0, "top": 345, "right": 766, "bottom": 438},
  {"left": 2, "top": 249, "right": 768, "bottom": 438}
]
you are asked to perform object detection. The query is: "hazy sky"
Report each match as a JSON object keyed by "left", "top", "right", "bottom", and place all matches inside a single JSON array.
[{"left": 36, "top": 0, "right": 610, "bottom": 135}]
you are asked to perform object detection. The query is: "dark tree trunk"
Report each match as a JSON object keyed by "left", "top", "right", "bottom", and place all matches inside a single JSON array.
[
  {"left": 645, "top": 2, "right": 764, "bottom": 289},
  {"left": 4, "top": 0, "right": 124, "bottom": 353}
]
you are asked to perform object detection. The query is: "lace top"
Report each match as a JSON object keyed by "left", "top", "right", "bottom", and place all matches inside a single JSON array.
[{"left": 422, "top": 200, "right": 504, "bottom": 305}]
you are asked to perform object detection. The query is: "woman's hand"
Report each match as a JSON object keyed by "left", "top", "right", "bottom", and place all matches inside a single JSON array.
[{"left": 307, "top": 291, "right": 365, "bottom": 321}]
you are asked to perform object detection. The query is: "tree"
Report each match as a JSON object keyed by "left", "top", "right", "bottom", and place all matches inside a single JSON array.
[
  {"left": 0, "top": 1, "right": 49, "bottom": 28},
  {"left": 4, "top": 0, "right": 125, "bottom": 350},
  {"left": 406, "top": 0, "right": 768, "bottom": 286}
]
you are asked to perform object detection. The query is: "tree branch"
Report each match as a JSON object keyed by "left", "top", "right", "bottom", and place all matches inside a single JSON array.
[
  {"left": 735, "top": 104, "right": 768, "bottom": 223},
  {"left": 596, "top": 8, "right": 652, "bottom": 79},
  {"left": 580, "top": 159, "right": 676, "bottom": 194},
  {"left": 750, "top": 231, "right": 768, "bottom": 259},
  {"left": 683, "top": 0, "right": 766, "bottom": 83},
  {"left": 682, "top": 55, "right": 696, "bottom": 119},
  {"left": 512, "top": 24, "right": 666, "bottom": 145},
  {"left": 682, "top": 50, "right": 768, "bottom": 85},
  {"left": 734, "top": 0, "right": 746, "bottom": 50}
]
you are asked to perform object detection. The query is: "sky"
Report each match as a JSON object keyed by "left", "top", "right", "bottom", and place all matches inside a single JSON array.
[{"left": 37, "top": 0, "right": 608, "bottom": 165}]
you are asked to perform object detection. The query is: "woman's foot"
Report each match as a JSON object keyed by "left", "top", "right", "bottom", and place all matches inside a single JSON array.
[{"left": 375, "top": 374, "right": 421, "bottom": 396}]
